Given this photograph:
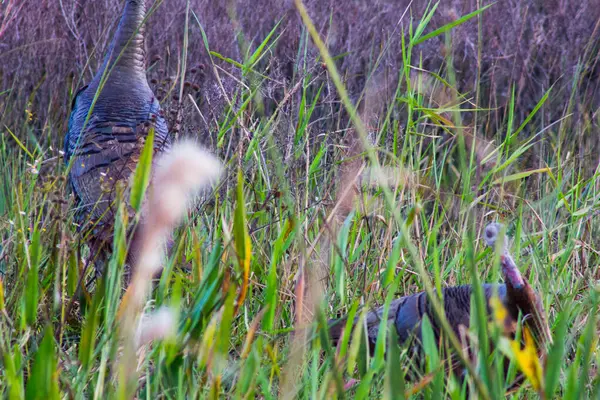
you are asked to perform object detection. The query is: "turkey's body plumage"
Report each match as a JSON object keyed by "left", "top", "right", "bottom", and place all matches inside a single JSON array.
[
  {"left": 64, "top": 0, "right": 171, "bottom": 260},
  {"left": 65, "top": 84, "right": 170, "bottom": 243},
  {"left": 329, "top": 224, "right": 552, "bottom": 368},
  {"left": 330, "top": 284, "right": 518, "bottom": 349}
]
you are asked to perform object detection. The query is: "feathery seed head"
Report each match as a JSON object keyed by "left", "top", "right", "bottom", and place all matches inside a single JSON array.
[
  {"left": 150, "top": 141, "right": 222, "bottom": 230},
  {"left": 119, "top": 142, "right": 221, "bottom": 386},
  {"left": 132, "top": 141, "right": 222, "bottom": 290},
  {"left": 154, "top": 141, "right": 221, "bottom": 194},
  {"left": 135, "top": 307, "right": 177, "bottom": 349}
]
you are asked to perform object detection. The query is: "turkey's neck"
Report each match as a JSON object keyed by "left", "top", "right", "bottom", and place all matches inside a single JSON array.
[
  {"left": 501, "top": 253, "right": 525, "bottom": 290},
  {"left": 501, "top": 250, "right": 550, "bottom": 349},
  {"left": 90, "top": 0, "right": 148, "bottom": 90}
]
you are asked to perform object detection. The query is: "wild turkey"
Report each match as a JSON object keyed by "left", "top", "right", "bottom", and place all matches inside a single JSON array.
[
  {"left": 329, "top": 223, "right": 551, "bottom": 362},
  {"left": 64, "top": 0, "right": 171, "bottom": 268}
]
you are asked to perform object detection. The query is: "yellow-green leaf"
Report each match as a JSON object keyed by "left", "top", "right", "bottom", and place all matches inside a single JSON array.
[
  {"left": 492, "top": 167, "right": 551, "bottom": 185},
  {"left": 0, "top": 278, "right": 5, "bottom": 312},
  {"left": 129, "top": 127, "right": 155, "bottom": 212},
  {"left": 511, "top": 327, "right": 544, "bottom": 392},
  {"left": 233, "top": 169, "right": 251, "bottom": 310},
  {"left": 490, "top": 295, "right": 508, "bottom": 327},
  {"left": 25, "top": 327, "right": 60, "bottom": 400}
]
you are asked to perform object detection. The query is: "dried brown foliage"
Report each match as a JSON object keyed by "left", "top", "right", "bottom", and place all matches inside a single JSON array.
[{"left": 1, "top": 0, "right": 599, "bottom": 159}]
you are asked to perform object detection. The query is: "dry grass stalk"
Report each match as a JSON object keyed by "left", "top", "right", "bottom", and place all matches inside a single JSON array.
[{"left": 116, "top": 141, "right": 222, "bottom": 393}]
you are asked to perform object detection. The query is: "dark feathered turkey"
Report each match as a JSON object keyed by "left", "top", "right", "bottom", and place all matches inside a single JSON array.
[
  {"left": 64, "top": 0, "right": 171, "bottom": 264},
  {"left": 329, "top": 223, "right": 551, "bottom": 360}
]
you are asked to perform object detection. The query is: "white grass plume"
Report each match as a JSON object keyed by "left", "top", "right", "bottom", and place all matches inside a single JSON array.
[
  {"left": 117, "top": 141, "right": 222, "bottom": 390},
  {"left": 150, "top": 141, "right": 222, "bottom": 233},
  {"left": 135, "top": 306, "right": 177, "bottom": 349},
  {"left": 135, "top": 141, "right": 222, "bottom": 280}
]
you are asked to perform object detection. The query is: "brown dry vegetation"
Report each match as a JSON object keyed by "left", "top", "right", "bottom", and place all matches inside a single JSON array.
[{"left": 2, "top": 0, "right": 600, "bottom": 162}]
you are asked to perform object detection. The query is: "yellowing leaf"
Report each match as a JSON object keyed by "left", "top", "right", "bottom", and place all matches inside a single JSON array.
[
  {"left": 510, "top": 327, "right": 544, "bottom": 391},
  {"left": 490, "top": 296, "right": 507, "bottom": 327},
  {"left": 492, "top": 167, "right": 551, "bottom": 185},
  {"left": 198, "top": 316, "right": 218, "bottom": 368},
  {"left": 423, "top": 109, "right": 455, "bottom": 127},
  {"left": 241, "top": 308, "right": 267, "bottom": 359},
  {"left": 233, "top": 169, "right": 252, "bottom": 312},
  {"left": 116, "top": 283, "right": 135, "bottom": 320}
]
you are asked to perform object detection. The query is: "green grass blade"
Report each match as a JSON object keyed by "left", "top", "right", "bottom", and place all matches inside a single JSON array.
[
  {"left": 25, "top": 327, "right": 60, "bottom": 400},
  {"left": 129, "top": 127, "right": 154, "bottom": 212},
  {"left": 412, "top": 4, "right": 494, "bottom": 45}
]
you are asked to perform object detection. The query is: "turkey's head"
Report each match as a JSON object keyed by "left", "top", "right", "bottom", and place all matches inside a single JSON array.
[{"left": 484, "top": 223, "right": 525, "bottom": 290}]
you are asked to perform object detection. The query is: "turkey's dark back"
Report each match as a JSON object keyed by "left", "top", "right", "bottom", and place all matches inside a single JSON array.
[{"left": 329, "top": 283, "right": 546, "bottom": 353}]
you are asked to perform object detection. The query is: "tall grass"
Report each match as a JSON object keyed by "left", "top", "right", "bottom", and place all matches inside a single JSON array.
[{"left": 0, "top": 1, "right": 599, "bottom": 399}]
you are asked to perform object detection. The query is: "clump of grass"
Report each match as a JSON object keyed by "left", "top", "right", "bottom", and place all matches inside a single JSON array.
[{"left": 0, "top": 1, "right": 599, "bottom": 399}]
